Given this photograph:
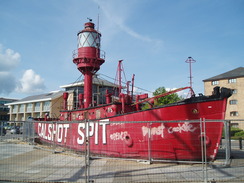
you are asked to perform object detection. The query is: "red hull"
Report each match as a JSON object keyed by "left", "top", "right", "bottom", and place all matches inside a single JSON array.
[
  {"left": 36, "top": 97, "right": 227, "bottom": 161},
  {"left": 35, "top": 20, "right": 231, "bottom": 161}
]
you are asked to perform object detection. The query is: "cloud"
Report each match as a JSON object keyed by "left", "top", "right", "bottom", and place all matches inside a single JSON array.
[
  {"left": 16, "top": 69, "right": 45, "bottom": 93},
  {"left": 0, "top": 44, "right": 20, "bottom": 72},
  {"left": 0, "top": 45, "right": 20, "bottom": 94},
  {"left": 93, "top": 0, "right": 162, "bottom": 45},
  {"left": 0, "top": 72, "right": 17, "bottom": 94},
  {"left": 0, "top": 45, "right": 46, "bottom": 96}
]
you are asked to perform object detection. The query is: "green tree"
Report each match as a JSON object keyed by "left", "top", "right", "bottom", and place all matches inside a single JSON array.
[
  {"left": 153, "top": 87, "right": 183, "bottom": 106},
  {"left": 142, "top": 87, "right": 183, "bottom": 110}
]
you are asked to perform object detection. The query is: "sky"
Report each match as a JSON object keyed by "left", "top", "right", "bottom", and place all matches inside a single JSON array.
[{"left": 0, "top": 0, "right": 243, "bottom": 99}]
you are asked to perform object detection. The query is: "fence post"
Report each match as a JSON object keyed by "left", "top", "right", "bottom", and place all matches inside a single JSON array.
[
  {"left": 0, "top": 121, "right": 3, "bottom": 141},
  {"left": 85, "top": 119, "right": 92, "bottom": 183},
  {"left": 200, "top": 118, "right": 208, "bottom": 183},
  {"left": 27, "top": 120, "right": 30, "bottom": 144},
  {"left": 31, "top": 120, "right": 35, "bottom": 145},
  {"left": 239, "top": 137, "right": 242, "bottom": 150},
  {"left": 224, "top": 120, "right": 231, "bottom": 167},
  {"left": 148, "top": 122, "right": 152, "bottom": 164},
  {"left": 52, "top": 121, "right": 55, "bottom": 153}
]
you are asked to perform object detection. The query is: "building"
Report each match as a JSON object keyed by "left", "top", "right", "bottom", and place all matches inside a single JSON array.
[
  {"left": 0, "top": 98, "right": 18, "bottom": 121},
  {"left": 7, "top": 91, "right": 64, "bottom": 121},
  {"left": 7, "top": 75, "right": 119, "bottom": 121},
  {"left": 203, "top": 67, "right": 244, "bottom": 129}
]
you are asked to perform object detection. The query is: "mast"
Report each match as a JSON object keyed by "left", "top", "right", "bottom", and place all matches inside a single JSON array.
[
  {"left": 73, "top": 19, "right": 105, "bottom": 108},
  {"left": 118, "top": 60, "right": 123, "bottom": 94},
  {"left": 131, "top": 74, "right": 135, "bottom": 99},
  {"left": 185, "top": 57, "right": 196, "bottom": 96}
]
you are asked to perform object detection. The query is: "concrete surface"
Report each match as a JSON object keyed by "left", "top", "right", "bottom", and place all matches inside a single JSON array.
[{"left": 0, "top": 140, "right": 244, "bottom": 183}]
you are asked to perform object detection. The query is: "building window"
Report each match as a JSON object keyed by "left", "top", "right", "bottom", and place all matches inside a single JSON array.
[
  {"left": 12, "top": 105, "right": 18, "bottom": 113},
  {"left": 27, "top": 103, "right": 33, "bottom": 112},
  {"left": 34, "top": 102, "right": 40, "bottom": 112},
  {"left": 211, "top": 81, "right": 219, "bottom": 85},
  {"left": 231, "top": 89, "right": 237, "bottom": 94},
  {"left": 231, "top": 123, "right": 239, "bottom": 128},
  {"left": 19, "top": 104, "right": 25, "bottom": 113},
  {"left": 230, "top": 111, "right": 238, "bottom": 117},
  {"left": 43, "top": 101, "right": 50, "bottom": 111},
  {"left": 229, "top": 100, "right": 238, "bottom": 105},
  {"left": 228, "top": 78, "right": 236, "bottom": 83}
]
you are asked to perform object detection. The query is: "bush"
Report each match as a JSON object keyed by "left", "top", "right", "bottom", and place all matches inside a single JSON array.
[
  {"left": 234, "top": 131, "right": 244, "bottom": 137},
  {"left": 230, "top": 127, "right": 243, "bottom": 136}
]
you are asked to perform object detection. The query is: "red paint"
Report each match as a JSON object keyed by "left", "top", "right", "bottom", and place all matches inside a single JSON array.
[
  {"left": 63, "top": 92, "right": 68, "bottom": 110},
  {"left": 36, "top": 98, "right": 228, "bottom": 160}
]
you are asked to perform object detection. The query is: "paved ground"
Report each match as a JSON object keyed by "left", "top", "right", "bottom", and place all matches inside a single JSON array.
[{"left": 0, "top": 140, "right": 244, "bottom": 183}]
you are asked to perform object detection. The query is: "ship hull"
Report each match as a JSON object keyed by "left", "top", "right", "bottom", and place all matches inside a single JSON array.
[{"left": 36, "top": 97, "right": 227, "bottom": 161}]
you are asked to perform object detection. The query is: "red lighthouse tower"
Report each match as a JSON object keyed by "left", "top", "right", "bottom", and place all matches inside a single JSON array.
[{"left": 73, "top": 19, "right": 105, "bottom": 108}]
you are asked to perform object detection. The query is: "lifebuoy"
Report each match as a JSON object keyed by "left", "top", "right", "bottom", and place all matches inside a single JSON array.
[
  {"left": 124, "top": 135, "right": 133, "bottom": 147},
  {"left": 198, "top": 134, "right": 211, "bottom": 146}
]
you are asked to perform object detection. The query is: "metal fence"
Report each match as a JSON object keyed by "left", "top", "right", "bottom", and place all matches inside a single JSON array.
[{"left": 0, "top": 119, "right": 244, "bottom": 183}]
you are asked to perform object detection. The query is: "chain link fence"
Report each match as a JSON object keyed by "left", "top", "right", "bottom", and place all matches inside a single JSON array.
[{"left": 0, "top": 119, "right": 244, "bottom": 183}]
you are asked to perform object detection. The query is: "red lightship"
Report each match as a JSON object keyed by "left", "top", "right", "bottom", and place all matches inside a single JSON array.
[{"left": 36, "top": 20, "right": 231, "bottom": 161}]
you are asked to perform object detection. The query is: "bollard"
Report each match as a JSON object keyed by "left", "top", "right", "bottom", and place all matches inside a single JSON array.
[{"left": 239, "top": 137, "right": 242, "bottom": 150}]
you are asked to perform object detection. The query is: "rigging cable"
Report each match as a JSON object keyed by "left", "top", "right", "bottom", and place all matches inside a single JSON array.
[{"left": 98, "top": 72, "right": 153, "bottom": 95}]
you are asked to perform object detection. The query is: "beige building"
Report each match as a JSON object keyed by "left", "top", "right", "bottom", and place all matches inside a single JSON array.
[
  {"left": 6, "top": 75, "right": 118, "bottom": 122},
  {"left": 6, "top": 91, "right": 64, "bottom": 121},
  {"left": 203, "top": 67, "right": 244, "bottom": 129}
]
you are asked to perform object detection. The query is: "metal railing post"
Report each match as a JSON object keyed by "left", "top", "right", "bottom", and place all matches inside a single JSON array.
[
  {"left": 85, "top": 119, "right": 92, "bottom": 183},
  {"left": 239, "top": 137, "right": 242, "bottom": 150},
  {"left": 52, "top": 121, "right": 55, "bottom": 153},
  {"left": 224, "top": 120, "right": 231, "bottom": 166},
  {"left": 148, "top": 122, "right": 152, "bottom": 164},
  {"left": 28, "top": 121, "right": 31, "bottom": 144},
  {"left": 0, "top": 121, "right": 3, "bottom": 141},
  {"left": 200, "top": 118, "right": 208, "bottom": 183},
  {"left": 32, "top": 121, "right": 35, "bottom": 145}
]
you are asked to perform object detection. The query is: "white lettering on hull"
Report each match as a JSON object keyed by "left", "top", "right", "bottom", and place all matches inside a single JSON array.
[
  {"left": 110, "top": 131, "right": 129, "bottom": 141},
  {"left": 142, "top": 124, "right": 165, "bottom": 138},
  {"left": 38, "top": 121, "right": 109, "bottom": 145},
  {"left": 38, "top": 121, "right": 197, "bottom": 145},
  {"left": 142, "top": 122, "right": 197, "bottom": 138},
  {"left": 168, "top": 122, "right": 197, "bottom": 134},
  {"left": 38, "top": 123, "right": 70, "bottom": 143},
  {"left": 77, "top": 122, "right": 108, "bottom": 145}
]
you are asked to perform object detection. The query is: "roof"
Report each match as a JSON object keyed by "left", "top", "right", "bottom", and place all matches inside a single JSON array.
[
  {"left": 60, "top": 74, "right": 118, "bottom": 88},
  {"left": 0, "top": 98, "right": 18, "bottom": 102},
  {"left": 203, "top": 67, "right": 244, "bottom": 81},
  {"left": 6, "top": 75, "right": 119, "bottom": 106},
  {"left": 6, "top": 90, "right": 65, "bottom": 105}
]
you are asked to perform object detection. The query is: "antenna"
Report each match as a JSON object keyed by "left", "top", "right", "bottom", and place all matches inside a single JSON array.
[
  {"left": 185, "top": 57, "right": 196, "bottom": 96},
  {"left": 97, "top": 5, "right": 100, "bottom": 31}
]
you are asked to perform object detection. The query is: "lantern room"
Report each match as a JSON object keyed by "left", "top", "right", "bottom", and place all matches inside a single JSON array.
[{"left": 76, "top": 21, "right": 101, "bottom": 58}]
